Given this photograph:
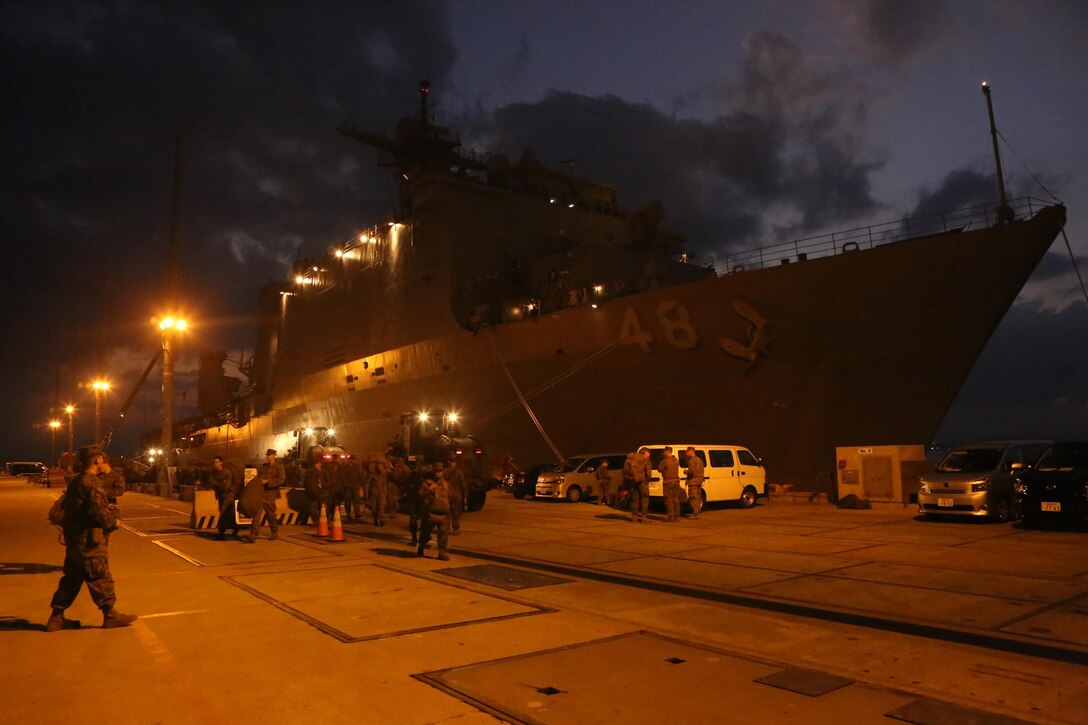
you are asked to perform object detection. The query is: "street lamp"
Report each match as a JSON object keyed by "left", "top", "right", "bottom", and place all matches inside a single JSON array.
[
  {"left": 157, "top": 315, "right": 188, "bottom": 484},
  {"left": 48, "top": 420, "right": 61, "bottom": 468},
  {"left": 92, "top": 380, "right": 109, "bottom": 445},
  {"left": 64, "top": 405, "right": 75, "bottom": 470}
]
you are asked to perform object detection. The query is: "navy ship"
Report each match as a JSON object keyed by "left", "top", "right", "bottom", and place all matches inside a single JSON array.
[{"left": 179, "top": 83, "right": 1066, "bottom": 490}]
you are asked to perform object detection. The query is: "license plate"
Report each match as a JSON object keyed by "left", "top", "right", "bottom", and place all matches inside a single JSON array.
[
  {"left": 938, "top": 498, "right": 953, "bottom": 508},
  {"left": 1041, "top": 501, "right": 1061, "bottom": 513}
]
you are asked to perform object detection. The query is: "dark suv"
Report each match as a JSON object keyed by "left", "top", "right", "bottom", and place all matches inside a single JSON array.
[{"left": 1015, "top": 441, "right": 1088, "bottom": 528}]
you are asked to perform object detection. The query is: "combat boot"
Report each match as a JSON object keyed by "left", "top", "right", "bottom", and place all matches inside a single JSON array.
[
  {"left": 45, "top": 609, "right": 80, "bottom": 632},
  {"left": 102, "top": 609, "right": 137, "bottom": 629},
  {"left": 269, "top": 531, "right": 279, "bottom": 541},
  {"left": 437, "top": 552, "right": 450, "bottom": 561},
  {"left": 416, "top": 545, "right": 425, "bottom": 558}
]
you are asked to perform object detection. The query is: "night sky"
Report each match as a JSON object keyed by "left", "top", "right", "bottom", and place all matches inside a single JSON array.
[{"left": 3, "top": 0, "right": 1086, "bottom": 464}]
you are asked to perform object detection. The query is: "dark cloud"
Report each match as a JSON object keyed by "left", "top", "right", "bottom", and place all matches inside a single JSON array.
[
  {"left": 458, "top": 31, "right": 881, "bottom": 256},
  {"left": 1, "top": 0, "right": 456, "bottom": 458},
  {"left": 843, "top": 0, "right": 955, "bottom": 70},
  {"left": 910, "top": 169, "right": 995, "bottom": 217}
]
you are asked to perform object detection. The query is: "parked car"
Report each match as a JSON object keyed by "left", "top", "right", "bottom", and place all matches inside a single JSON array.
[
  {"left": 8, "top": 461, "right": 48, "bottom": 477},
  {"left": 641, "top": 444, "right": 767, "bottom": 508},
  {"left": 535, "top": 453, "right": 627, "bottom": 502},
  {"left": 510, "top": 462, "right": 559, "bottom": 499},
  {"left": 917, "top": 440, "right": 1050, "bottom": 521},
  {"left": 1015, "top": 441, "right": 1088, "bottom": 528}
]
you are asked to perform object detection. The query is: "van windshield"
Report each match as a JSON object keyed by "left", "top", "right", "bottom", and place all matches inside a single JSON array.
[
  {"left": 936, "top": 449, "right": 1002, "bottom": 473},
  {"left": 560, "top": 457, "right": 586, "bottom": 473}
]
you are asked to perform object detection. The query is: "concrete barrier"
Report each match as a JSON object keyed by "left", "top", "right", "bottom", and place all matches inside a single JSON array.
[{"left": 189, "top": 488, "right": 306, "bottom": 529}]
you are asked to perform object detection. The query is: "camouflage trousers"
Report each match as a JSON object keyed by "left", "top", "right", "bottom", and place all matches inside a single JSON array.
[
  {"left": 448, "top": 489, "right": 465, "bottom": 532},
  {"left": 687, "top": 482, "right": 704, "bottom": 517},
  {"left": 368, "top": 485, "right": 386, "bottom": 525},
  {"left": 51, "top": 542, "right": 116, "bottom": 612},
  {"left": 597, "top": 479, "right": 611, "bottom": 505},
  {"left": 249, "top": 499, "right": 278, "bottom": 538},
  {"left": 663, "top": 480, "right": 681, "bottom": 520},
  {"left": 344, "top": 485, "right": 362, "bottom": 519},
  {"left": 216, "top": 494, "right": 239, "bottom": 535},
  {"left": 628, "top": 482, "right": 649, "bottom": 520},
  {"left": 419, "top": 514, "right": 449, "bottom": 556}
]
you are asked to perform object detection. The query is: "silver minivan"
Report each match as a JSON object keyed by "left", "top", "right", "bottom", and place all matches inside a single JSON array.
[{"left": 918, "top": 440, "right": 1050, "bottom": 521}]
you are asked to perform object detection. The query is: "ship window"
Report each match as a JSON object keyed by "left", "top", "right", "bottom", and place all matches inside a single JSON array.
[{"left": 709, "top": 450, "right": 734, "bottom": 467}]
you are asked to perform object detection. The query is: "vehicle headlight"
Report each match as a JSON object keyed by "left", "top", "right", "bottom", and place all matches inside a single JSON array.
[
  {"left": 555, "top": 475, "right": 565, "bottom": 484},
  {"left": 919, "top": 481, "right": 930, "bottom": 494},
  {"left": 970, "top": 478, "right": 990, "bottom": 492}
]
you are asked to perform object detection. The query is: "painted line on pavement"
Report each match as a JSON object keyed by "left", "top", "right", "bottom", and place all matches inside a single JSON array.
[
  {"left": 140, "top": 609, "right": 211, "bottom": 619},
  {"left": 152, "top": 540, "right": 206, "bottom": 567}
]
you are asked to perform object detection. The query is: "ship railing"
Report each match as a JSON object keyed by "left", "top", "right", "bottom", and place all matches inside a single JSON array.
[{"left": 718, "top": 196, "right": 1053, "bottom": 274}]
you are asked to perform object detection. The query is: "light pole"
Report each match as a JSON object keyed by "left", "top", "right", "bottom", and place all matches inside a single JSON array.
[
  {"left": 49, "top": 420, "right": 61, "bottom": 468},
  {"left": 157, "top": 316, "right": 187, "bottom": 484},
  {"left": 92, "top": 381, "right": 109, "bottom": 446},
  {"left": 64, "top": 405, "right": 74, "bottom": 470}
]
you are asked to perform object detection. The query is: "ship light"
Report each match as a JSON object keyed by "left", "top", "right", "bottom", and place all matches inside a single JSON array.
[
  {"left": 475, "top": 448, "right": 483, "bottom": 455},
  {"left": 335, "top": 249, "right": 343, "bottom": 258},
  {"left": 593, "top": 285, "right": 603, "bottom": 294},
  {"left": 294, "top": 275, "right": 304, "bottom": 285},
  {"left": 591, "top": 303, "right": 598, "bottom": 309},
  {"left": 568, "top": 203, "right": 575, "bottom": 208},
  {"left": 418, "top": 412, "right": 429, "bottom": 423}
]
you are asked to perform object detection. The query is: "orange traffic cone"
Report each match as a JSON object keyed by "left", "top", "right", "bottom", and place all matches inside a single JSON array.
[
  {"left": 330, "top": 506, "right": 345, "bottom": 542},
  {"left": 316, "top": 503, "right": 330, "bottom": 538}
]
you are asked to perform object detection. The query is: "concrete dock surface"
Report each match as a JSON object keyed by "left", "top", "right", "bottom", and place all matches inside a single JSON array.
[{"left": 2, "top": 476, "right": 1085, "bottom": 724}]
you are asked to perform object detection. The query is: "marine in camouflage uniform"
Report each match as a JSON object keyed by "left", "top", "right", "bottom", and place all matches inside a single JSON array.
[
  {"left": 302, "top": 460, "right": 330, "bottom": 526},
  {"left": 659, "top": 447, "right": 682, "bottom": 522},
  {"left": 367, "top": 459, "right": 387, "bottom": 527},
  {"left": 417, "top": 470, "right": 451, "bottom": 561},
  {"left": 211, "top": 456, "right": 240, "bottom": 539},
  {"left": 595, "top": 459, "right": 612, "bottom": 505},
  {"left": 446, "top": 459, "right": 466, "bottom": 534},
  {"left": 684, "top": 447, "right": 705, "bottom": 519},
  {"left": 244, "top": 449, "right": 285, "bottom": 542},
  {"left": 47, "top": 452, "right": 137, "bottom": 631},
  {"left": 341, "top": 456, "right": 363, "bottom": 521},
  {"left": 325, "top": 459, "right": 344, "bottom": 518},
  {"left": 623, "top": 448, "right": 652, "bottom": 522}
]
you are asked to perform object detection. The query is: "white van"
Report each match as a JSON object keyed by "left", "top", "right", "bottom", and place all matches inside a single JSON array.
[{"left": 640, "top": 444, "right": 767, "bottom": 508}]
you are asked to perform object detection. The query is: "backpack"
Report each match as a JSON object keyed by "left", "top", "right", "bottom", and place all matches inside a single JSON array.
[
  {"left": 47, "top": 492, "right": 67, "bottom": 527},
  {"left": 47, "top": 492, "right": 68, "bottom": 544},
  {"left": 428, "top": 485, "right": 451, "bottom": 522}
]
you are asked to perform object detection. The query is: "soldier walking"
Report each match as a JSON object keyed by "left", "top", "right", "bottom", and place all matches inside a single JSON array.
[
  {"left": 417, "top": 469, "right": 451, "bottom": 561},
  {"left": 595, "top": 458, "right": 612, "bottom": 505},
  {"left": 243, "top": 448, "right": 284, "bottom": 542},
  {"left": 367, "top": 459, "right": 387, "bottom": 527},
  {"left": 623, "top": 447, "right": 652, "bottom": 523},
  {"left": 342, "top": 455, "right": 363, "bottom": 521},
  {"left": 325, "top": 458, "right": 344, "bottom": 518},
  {"left": 302, "top": 459, "right": 329, "bottom": 526},
  {"left": 659, "top": 446, "right": 681, "bottom": 522},
  {"left": 211, "top": 456, "right": 240, "bottom": 540},
  {"left": 47, "top": 450, "right": 137, "bottom": 631},
  {"left": 684, "top": 446, "right": 705, "bottom": 519},
  {"left": 446, "top": 457, "right": 466, "bottom": 535}
]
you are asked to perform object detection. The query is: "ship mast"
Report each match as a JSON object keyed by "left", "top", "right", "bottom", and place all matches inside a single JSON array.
[{"left": 981, "top": 81, "right": 1014, "bottom": 225}]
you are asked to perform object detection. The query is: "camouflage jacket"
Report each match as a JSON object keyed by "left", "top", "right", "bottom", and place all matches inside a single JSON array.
[{"left": 62, "top": 472, "right": 119, "bottom": 551}]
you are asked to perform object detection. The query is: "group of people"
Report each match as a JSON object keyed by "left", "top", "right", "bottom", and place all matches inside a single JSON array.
[
  {"left": 619, "top": 446, "right": 705, "bottom": 523},
  {"left": 206, "top": 448, "right": 482, "bottom": 562}
]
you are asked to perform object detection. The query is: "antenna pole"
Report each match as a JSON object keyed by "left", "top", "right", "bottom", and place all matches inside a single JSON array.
[{"left": 981, "top": 82, "right": 1014, "bottom": 224}]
